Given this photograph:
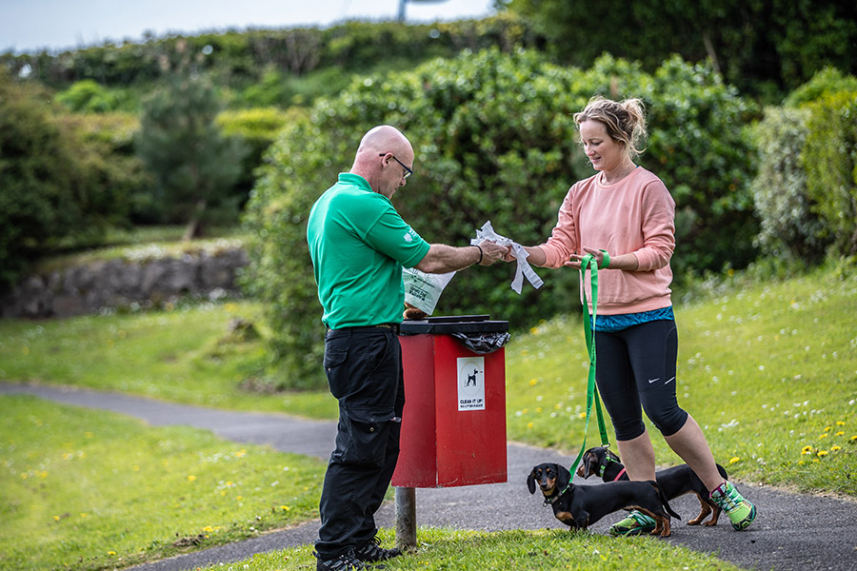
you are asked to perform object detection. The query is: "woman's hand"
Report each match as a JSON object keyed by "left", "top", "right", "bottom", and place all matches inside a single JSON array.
[
  {"left": 565, "top": 247, "right": 605, "bottom": 270},
  {"left": 566, "top": 247, "right": 638, "bottom": 271}
]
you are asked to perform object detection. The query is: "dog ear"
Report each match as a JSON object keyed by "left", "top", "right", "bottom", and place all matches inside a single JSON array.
[
  {"left": 607, "top": 449, "right": 622, "bottom": 463},
  {"left": 555, "top": 463, "right": 570, "bottom": 489},
  {"left": 580, "top": 453, "right": 594, "bottom": 479},
  {"left": 526, "top": 469, "right": 536, "bottom": 494}
]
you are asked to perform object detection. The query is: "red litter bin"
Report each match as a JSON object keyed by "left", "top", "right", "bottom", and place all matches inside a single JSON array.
[{"left": 393, "top": 315, "right": 508, "bottom": 488}]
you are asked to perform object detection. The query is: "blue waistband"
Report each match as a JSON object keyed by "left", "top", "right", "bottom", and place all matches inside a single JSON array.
[{"left": 591, "top": 306, "right": 675, "bottom": 332}]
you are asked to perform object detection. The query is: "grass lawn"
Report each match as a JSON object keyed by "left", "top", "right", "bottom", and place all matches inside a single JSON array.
[
  {"left": 505, "top": 263, "right": 857, "bottom": 496},
  {"left": 0, "top": 301, "right": 336, "bottom": 419},
  {"left": 1, "top": 263, "right": 855, "bottom": 496},
  {"left": 0, "top": 395, "right": 327, "bottom": 571},
  {"left": 203, "top": 528, "right": 744, "bottom": 571},
  {"left": 0, "top": 261, "right": 856, "bottom": 570}
]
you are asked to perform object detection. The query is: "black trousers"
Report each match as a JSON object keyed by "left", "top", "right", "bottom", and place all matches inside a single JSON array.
[
  {"left": 594, "top": 319, "right": 688, "bottom": 441},
  {"left": 315, "top": 327, "right": 405, "bottom": 559}
]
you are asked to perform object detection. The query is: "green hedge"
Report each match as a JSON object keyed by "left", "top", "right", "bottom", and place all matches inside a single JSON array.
[
  {"left": 751, "top": 68, "right": 857, "bottom": 262},
  {"left": 242, "top": 49, "right": 757, "bottom": 389},
  {"left": 804, "top": 91, "right": 857, "bottom": 257},
  {"left": 750, "top": 107, "right": 825, "bottom": 260},
  {"left": 0, "top": 71, "right": 148, "bottom": 288}
]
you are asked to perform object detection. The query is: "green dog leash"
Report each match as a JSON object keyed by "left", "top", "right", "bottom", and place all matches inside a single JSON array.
[{"left": 568, "top": 253, "right": 611, "bottom": 476}]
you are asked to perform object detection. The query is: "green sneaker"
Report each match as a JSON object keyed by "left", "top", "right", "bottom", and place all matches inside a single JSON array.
[
  {"left": 710, "top": 481, "right": 756, "bottom": 531},
  {"left": 609, "top": 510, "right": 657, "bottom": 536}
]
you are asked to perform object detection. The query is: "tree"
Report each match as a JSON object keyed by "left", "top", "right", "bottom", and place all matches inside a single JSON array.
[
  {"left": 135, "top": 72, "right": 246, "bottom": 239},
  {"left": 0, "top": 70, "right": 100, "bottom": 288},
  {"left": 503, "top": 0, "right": 857, "bottom": 100}
]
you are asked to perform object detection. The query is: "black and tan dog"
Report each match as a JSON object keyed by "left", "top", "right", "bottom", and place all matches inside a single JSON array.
[
  {"left": 577, "top": 446, "right": 728, "bottom": 526},
  {"left": 527, "top": 462, "right": 680, "bottom": 537}
]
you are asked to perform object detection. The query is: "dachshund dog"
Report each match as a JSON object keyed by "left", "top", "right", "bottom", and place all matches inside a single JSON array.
[
  {"left": 576, "top": 446, "right": 728, "bottom": 526},
  {"left": 527, "top": 462, "right": 680, "bottom": 537}
]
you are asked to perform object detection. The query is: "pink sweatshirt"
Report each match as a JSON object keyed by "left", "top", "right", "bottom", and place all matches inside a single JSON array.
[{"left": 539, "top": 166, "right": 676, "bottom": 315}]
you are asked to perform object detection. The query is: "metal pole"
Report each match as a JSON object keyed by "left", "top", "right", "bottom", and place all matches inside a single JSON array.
[
  {"left": 397, "top": 0, "right": 406, "bottom": 22},
  {"left": 395, "top": 486, "right": 417, "bottom": 550}
]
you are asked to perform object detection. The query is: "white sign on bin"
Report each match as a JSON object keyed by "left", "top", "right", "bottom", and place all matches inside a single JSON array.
[{"left": 457, "top": 356, "right": 485, "bottom": 411}]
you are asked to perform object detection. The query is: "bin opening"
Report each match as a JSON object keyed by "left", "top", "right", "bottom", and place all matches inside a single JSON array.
[
  {"left": 399, "top": 314, "right": 510, "bottom": 354},
  {"left": 450, "top": 331, "right": 510, "bottom": 355}
]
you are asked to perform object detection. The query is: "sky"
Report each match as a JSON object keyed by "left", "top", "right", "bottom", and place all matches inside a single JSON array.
[{"left": 1, "top": 0, "right": 498, "bottom": 54}]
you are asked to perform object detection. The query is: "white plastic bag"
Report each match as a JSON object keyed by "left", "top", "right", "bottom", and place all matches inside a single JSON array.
[{"left": 402, "top": 268, "right": 456, "bottom": 315}]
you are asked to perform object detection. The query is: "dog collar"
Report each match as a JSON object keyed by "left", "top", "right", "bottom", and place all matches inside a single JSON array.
[
  {"left": 598, "top": 455, "right": 623, "bottom": 479},
  {"left": 544, "top": 483, "right": 572, "bottom": 505}
]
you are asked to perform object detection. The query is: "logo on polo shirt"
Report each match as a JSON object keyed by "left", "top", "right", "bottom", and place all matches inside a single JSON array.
[{"left": 403, "top": 228, "right": 419, "bottom": 243}]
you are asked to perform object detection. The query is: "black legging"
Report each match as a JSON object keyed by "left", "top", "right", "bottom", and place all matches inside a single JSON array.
[{"left": 594, "top": 319, "right": 688, "bottom": 441}]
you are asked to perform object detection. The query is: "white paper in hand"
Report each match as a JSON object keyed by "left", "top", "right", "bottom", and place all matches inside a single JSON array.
[{"left": 471, "top": 221, "right": 544, "bottom": 294}]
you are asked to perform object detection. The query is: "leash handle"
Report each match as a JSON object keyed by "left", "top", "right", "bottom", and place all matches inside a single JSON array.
[{"left": 568, "top": 253, "right": 611, "bottom": 476}]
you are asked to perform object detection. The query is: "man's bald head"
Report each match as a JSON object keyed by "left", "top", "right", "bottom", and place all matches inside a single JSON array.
[
  {"left": 356, "top": 125, "right": 412, "bottom": 158},
  {"left": 350, "top": 125, "right": 414, "bottom": 199}
]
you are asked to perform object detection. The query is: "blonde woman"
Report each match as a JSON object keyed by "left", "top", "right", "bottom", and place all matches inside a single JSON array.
[{"left": 511, "top": 96, "right": 756, "bottom": 535}]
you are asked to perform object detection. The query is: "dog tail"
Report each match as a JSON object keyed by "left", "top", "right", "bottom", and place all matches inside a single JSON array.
[{"left": 653, "top": 482, "right": 682, "bottom": 520}]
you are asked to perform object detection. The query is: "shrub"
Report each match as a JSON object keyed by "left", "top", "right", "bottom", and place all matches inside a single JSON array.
[
  {"left": 0, "top": 71, "right": 117, "bottom": 287},
  {"left": 216, "top": 106, "right": 292, "bottom": 207},
  {"left": 136, "top": 72, "right": 247, "bottom": 238},
  {"left": 803, "top": 91, "right": 857, "bottom": 256},
  {"left": 55, "top": 79, "right": 129, "bottom": 113},
  {"left": 750, "top": 107, "right": 828, "bottom": 261},
  {"left": 243, "top": 49, "right": 757, "bottom": 388}
]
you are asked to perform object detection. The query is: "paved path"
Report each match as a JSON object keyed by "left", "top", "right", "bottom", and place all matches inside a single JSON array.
[{"left": 3, "top": 383, "right": 856, "bottom": 571}]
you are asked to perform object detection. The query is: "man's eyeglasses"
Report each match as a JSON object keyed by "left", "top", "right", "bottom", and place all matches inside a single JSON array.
[{"left": 379, "top": 153, "right": 413, "bottom": 179}]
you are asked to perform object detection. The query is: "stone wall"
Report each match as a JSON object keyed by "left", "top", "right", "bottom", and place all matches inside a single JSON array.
[{"left": 0, "top": 248, "right": 248, "bottom": 319}]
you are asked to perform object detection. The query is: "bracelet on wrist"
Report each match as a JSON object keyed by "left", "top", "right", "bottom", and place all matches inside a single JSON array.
[{"left": 475, "top": 245, "right": 484, "bottom": 264}]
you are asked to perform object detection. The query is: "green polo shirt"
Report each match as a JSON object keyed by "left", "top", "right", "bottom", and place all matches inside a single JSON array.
[{"left": 307, "top": 173, "right": 431, "bottom": 329}]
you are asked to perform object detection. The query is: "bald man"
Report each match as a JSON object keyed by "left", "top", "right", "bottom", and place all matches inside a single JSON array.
[{"left": 307, "top": 126, "right": 507, "bottom": 570}]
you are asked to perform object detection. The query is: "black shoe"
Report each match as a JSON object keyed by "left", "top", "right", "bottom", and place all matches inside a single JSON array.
[
  {"left": 355, "top": 537, "right": 402, "bottom": 563},
  {"left": 315, "top": 549, "right": 366, "bottom": 571}
]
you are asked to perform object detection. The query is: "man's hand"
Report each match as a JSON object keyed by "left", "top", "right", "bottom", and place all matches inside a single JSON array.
[{"left": 478, "top": 240, "right": 511, "bottom": 266}]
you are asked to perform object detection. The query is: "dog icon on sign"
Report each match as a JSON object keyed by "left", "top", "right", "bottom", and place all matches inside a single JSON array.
[
  {"left": 457, "top": 357, "right": 486, "bottom": 411},
  {"left": 465, "top": 369, "right": 478, "bottom": 387}
]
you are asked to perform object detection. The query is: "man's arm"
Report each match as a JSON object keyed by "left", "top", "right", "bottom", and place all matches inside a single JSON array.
[{"left": 414, "top": 241, "right": 509, "bottom": 274}]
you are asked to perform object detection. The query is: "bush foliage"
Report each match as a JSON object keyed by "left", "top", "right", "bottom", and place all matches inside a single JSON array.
[
  {"left": 750, "top": 107, "right": 825, "bottom": 260},
  {"left": 136, "top": 73, "right": 247, "bottom": 237},
  {"left": 243, "top": 49, "right": 757, "bottom": 388},
  {"left": 803, "top": 91, "right": 857, "bottom": 257},
  {"left": 751, "top": 68, "right": 857, "bottom": 261},
  {"left": 506, "top": 0, "right": 857, "bottom": 100},
  {"left": 0, "top": 71, "right": 148, "bottom": 288}
]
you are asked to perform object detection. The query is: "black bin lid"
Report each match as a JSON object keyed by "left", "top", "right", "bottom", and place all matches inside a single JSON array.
[{"left": 400, "top": 314, "right": 509, "bottom": 335}]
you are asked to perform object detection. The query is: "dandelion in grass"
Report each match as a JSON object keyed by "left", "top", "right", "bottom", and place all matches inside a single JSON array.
[
  {"left": 529, "top": 379, "right": 538, "bottom": 386},
  {"left": 836, "top": 431, "right": 845, "bottom": 436},
  {"left": 836, "top": 421, "right": 846, "bottom": 426},
  {"left": 729, "top": 457, "right": 741, "bottom": 465},
  {"left": 527, "top": 423, "right": 534, "bottom": 429},
  {"left": 817, "top": 450, "right": 829, "bottom": 458},
  {"left": 831, "top": 445, "right": 842, "bottom": 452},
  {"left": 108, "top": 551, "right": 116, "bottom": 556},
  {"left": 578, "top": 412, "right": 587, "bottom": 419},
  {"left": 801, "top": 446, "right": 814, "bottom": 455},
  {"left": 280, "top": 505, "right": 290, "bottom": 512},
  {"left": 187, "top": 475, "right": 197, "bottom": 482}
]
